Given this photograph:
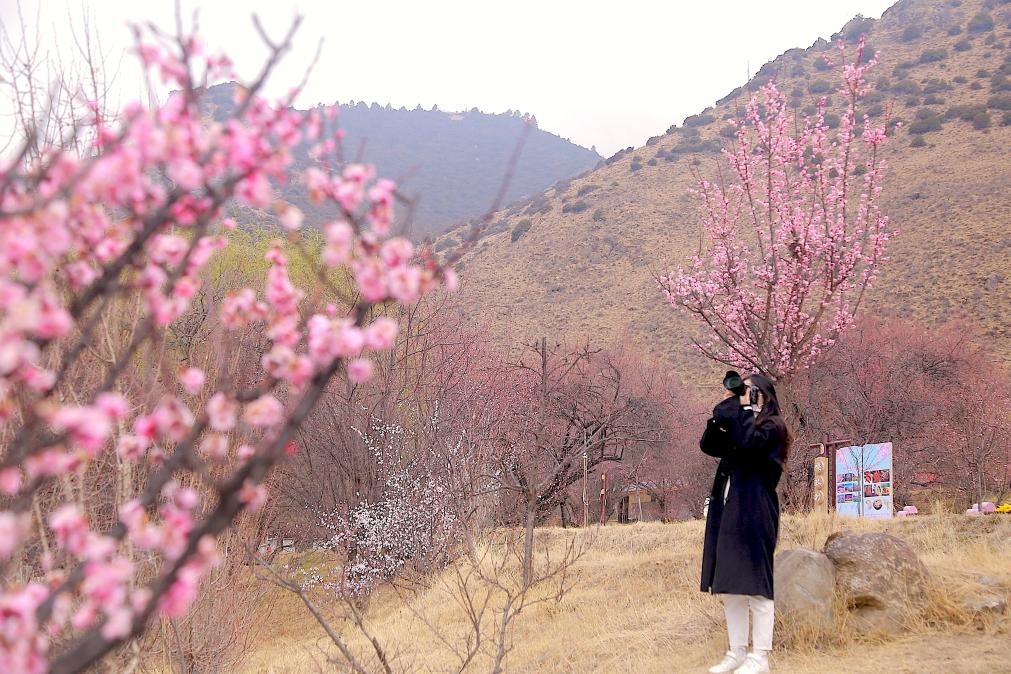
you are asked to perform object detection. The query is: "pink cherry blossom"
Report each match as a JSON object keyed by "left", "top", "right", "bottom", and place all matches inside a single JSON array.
[
  {"left": 51, "top": 406, "right": 112, "bottom": 453},
  {"left": 206, "top": 393, "right": 238, "bottom": 432},
  {"left": 0, "top": 468, "right": 21, "bottom": 495},
  {"left": 243, "top": 394, "right": 284, "bottom": 427},
  {"left": 0, "top": 512, "right": 27, "bottom": 560},
  {"left": 48, "top": 505, "right": 90, "bottom": 556},
  {"left": 199, "top": 432, "right": 229, "bottom": 459},
  {"left": 95, "top": 392, "right": 130, "bottom": 420},
  {"left": 380, "top": 237, "right": 414, "bottom": 268},
  {"left": 386, "top": 266, "right": 422, "bottom": 304},
  {"left": 179, "top": 367, "right": 205, "bottom": 395},
  {"left": 238, "top": 481, "right": 267, "bottom": 511},
  {"left": 364, "top": 317, "right": 399, "bottom": 351},
  {"left": 347, "top": 358, "right": 374, "bottom": 384}
]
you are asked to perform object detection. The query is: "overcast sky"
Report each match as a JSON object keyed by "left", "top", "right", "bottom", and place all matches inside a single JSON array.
[{"left": 1, "top": 0, "right": 897, "bottom": 156}]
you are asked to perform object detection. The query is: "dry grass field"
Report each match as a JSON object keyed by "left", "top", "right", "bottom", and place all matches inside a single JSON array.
[
  {"left": 439, "top": 0, "right": 1011, "bottom": 383},
  {"left": 239, "top": 512, "right": 1011, "bottom": 674}
]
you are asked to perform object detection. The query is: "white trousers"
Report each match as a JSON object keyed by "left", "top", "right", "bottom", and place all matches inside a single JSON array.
[{"left": 723, "top": 594, "right": 774, "bottom": 653}]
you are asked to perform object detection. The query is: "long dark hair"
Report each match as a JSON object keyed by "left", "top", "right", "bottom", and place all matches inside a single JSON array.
[{"left": 749, "top": 373, "right": 792, "bottom": 462}]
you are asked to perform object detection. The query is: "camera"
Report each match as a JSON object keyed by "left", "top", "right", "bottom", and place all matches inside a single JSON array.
[{"left": 748, "top": 385, "right": 760, "bottom": 407}]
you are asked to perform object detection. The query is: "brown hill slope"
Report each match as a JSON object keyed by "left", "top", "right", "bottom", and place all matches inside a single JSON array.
[{"left": 443, "top": 0, "right": 1011, "bottom": 384}]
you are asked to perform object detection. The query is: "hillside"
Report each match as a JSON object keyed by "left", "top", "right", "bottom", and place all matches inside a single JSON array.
[
  {"left": 441, "top": 0, "right": 1011, "bottom": 383},
  {"left": 201, "top": 83, "right": 601, "bottom": 239}
]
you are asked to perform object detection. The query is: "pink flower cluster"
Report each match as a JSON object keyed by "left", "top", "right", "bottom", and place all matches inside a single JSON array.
[
  {"left": 0, "top": 23, "right": 455, "bottom": 670},
  {"left": 661, "top": 39, "right": 891, "bottom": 380}
]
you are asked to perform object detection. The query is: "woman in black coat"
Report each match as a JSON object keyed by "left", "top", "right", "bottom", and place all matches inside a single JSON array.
[{"left": 699, "top": 373, "right": 789, "bottom": 674}]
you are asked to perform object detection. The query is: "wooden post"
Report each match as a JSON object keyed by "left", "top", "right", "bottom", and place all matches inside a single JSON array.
[
  {"left": 582, "top": 433, "right": 589, "bottom": 528},
  {"left": 813, "top": 456, "right": 828, "bottom": 514},
  {"left": 599, "top": 472, "right": 607, "bottom": 526}
]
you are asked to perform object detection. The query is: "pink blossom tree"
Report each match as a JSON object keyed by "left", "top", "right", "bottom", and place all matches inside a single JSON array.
[
  {"left": 659, "top": 41, "right": 892, "bottom": 382},
  {"left": 0, "top": 19, "right": 459, "bottom": 673}
]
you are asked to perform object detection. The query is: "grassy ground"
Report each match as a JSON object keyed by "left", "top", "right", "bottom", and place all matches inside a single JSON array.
[{"left": 239, "top": 513, "right": 1011, "bottom": 673}]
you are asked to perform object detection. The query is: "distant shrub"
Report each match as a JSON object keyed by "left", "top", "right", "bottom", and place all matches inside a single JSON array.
[
  {"left": 875, "top": 77, "right": 891, "bottom": 91},
  {"left": 915, "top": 107, "right": 938, "bottom": 120},
  {"left": 576, "top": 184, "right": 599, "bottom": 197},
  {"left": 647, "top": 158, "right": 658, "bottom": 166},
  {"left": 802, "top": 104, "right": 819, "bottom": 116},
  {"left": 902, "top": 24, "right": 924, "bottom": 41},
  {"left": 675, "top": 138, "right": 722, "bottom": 154},
  {"left": 719, "top": 124, "right": 737, "bottom": 139},
  {"left": 972, "top": 111, "right": 992, "bottom": 129},
  {"left": 987, "top": 93, "right": 1011, "bottom": 109},
  {"left": 946, "top": 103, "right": 988, "bottom": 121},
  {"left": 949, "top": 0, "right": 962, "bottom": 5},
  {"left": 984, "top": 33, "right": 998, "bottom": 45},
  {"left": 747, "top": 75, "right": 772, "bottom": 92},
  {"left": 971, "top": 81, "right": 984, "bottom": 90},
  {"left": 841, "top": 16, "right": 876, "bottom": 42},
  {"left": 629, "top": 161, "right": 643, "bottom": 172},
  {"left": 853, "top": 163, "right": 867, "bottom": 176},
  {"left": 892, "top": 79, "right": 922, "bottom": 95},
  {"left": 824, "top": 113, "right": 841, "bottom": 128},
  {"left": 908, "top": 116, "right": 943, "bottom": 134},
  {"left": 511, "top": 219, "right": 532, "bottom": 242},
  {"left": 863, "top": 90, "right": 886, "bottom": 105},
  {"left": 683, "top": 113, "right": 717, "bottom": 127},
  {"left": 953, "top": 75, "right": 969, "bottom": 83},
  {"left": 562, "top": 200, "right": 590, "bottom": 214},
  {"left": 948, "top": 24, "right": 963, "bottom": 35},
  {"left": 919, "top": 48, "right": 948, "bottom": 63},
  {"left": 814, "top": 57, "right": 831, "bottom": 72},
  {"left": 1002, "top": 110, "right": 1011, "bottom": 126},
  {"left": 954, "top": 39, "right": 972, "bottom": 51},
  {"left": 645, "top": 135, "right": 662, "bottom": 146},
  {"left": 907, "top": 96, "right": 922, "bottom": 107},
  {"left": 790, "top": 64, "right": 806, "bottom": 77},
  {"left": 525, "top": 196, "right": 552, "bottom": 215},
  {"left": 893, "top": 64, "right": 911, "bottom": 78},
  {"left": 910, "top": 135, "right": 928, "bottom": 147},
  {"left": 791, "top": 85, "right": 806, "bottom": 98},
  {"left": 923, "top": 94, "right": 945, "bottom": 105},
  {"left": 808, "top": 79, "right": 833, "bottom": 94},
  {"left": 968, "top": 11, "right": 995, "bottom": 33},
  {"left": 923, "top": 79, "right": 953, "bottom": 93},
  {"left": 592, "top": 208, "right": 606, "bottom": 223},
  {"left": 865, "top": 103, "right": 885, "bottom": 118},
  {"left": 992, "top": 75, "right": 1011, "bottom": 92},
  {"left": 978, "top": 69, "right": 992, "bottom": 78},
  {"left": 716, "top": 87, "right": 744, "bottom": 107}
]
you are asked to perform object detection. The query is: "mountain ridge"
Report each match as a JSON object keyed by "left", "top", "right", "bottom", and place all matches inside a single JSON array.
[{"left": 201, "top": 82, "right": 602, "bottom": 239}]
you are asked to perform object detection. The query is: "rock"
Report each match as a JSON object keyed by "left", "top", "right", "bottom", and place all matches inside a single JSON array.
[
  {"left": 976, "top": 575, "right": 1005, "bottom": 589},
  {"left": 774, "top": 548, "right": 835, "bottom": 628},
  {"left": 963, "top": 593, "right": 1008, "bottom": 615},
  {"left": 823, "top": 531, "right": 930, "bottom": 635}
]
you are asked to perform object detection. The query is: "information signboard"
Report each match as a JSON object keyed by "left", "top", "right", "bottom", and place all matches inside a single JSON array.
[{"left": 835, "top": 442, "right": 893, "bottom": 518}]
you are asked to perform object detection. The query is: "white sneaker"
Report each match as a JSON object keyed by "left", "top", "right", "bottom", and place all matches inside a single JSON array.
[
  {"left": 733, "top": 653, "right": 770, "bottom": 674},
  {"left": 708, "top": 651, "right": 747, "bottom": 674}
]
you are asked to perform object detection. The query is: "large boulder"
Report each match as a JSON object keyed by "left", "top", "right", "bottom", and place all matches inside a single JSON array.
[
  {"left": 823, "top": 531, "right": 930, "bottom": 634},
  {"left": 774, "top": 548, "right": 835, "bottom": 629}
]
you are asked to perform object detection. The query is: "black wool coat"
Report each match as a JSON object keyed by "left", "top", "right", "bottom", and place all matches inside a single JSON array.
[{"left": 699, "top": 397, "right": 785, "bottom": 600}]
